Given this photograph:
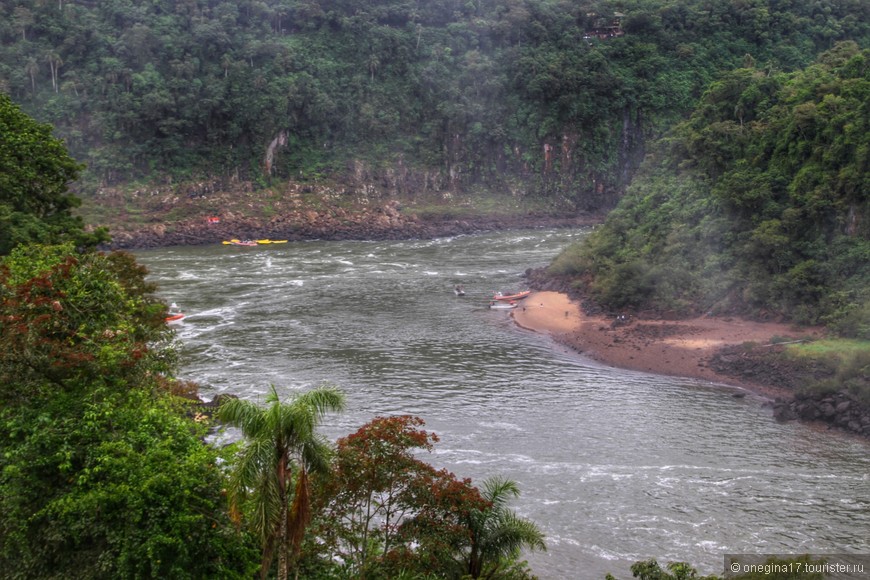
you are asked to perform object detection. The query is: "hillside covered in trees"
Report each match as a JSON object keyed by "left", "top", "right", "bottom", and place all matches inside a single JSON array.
[
  {"left": 548, "top": 43, "right": 869, "bottom": 336},
  {"left": 2, "top": 0, "right": 868, "bottom": 211}
]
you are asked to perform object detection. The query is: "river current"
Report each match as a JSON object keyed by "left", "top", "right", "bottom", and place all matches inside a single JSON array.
[{"left": 136, "top": 229, "right": 869, "bottom": 579}]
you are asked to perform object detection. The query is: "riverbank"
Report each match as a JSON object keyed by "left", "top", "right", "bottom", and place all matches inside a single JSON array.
[
  {"left": 79, "top": 180, "right": 605, "bottom": 250},
  {"left": 104, "top": 208, "right": 601, "bottom": 250},
  {"left": 511, "top": 291, "right": 824, "bottom": 398}
]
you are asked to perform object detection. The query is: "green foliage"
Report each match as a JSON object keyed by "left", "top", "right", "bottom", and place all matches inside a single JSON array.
[
  {"left": 306, "top": 415, "right": 543, "bottom": 580},
  {"left": 1, "top": 0, "right": 866, "bottom": 203},
  {"left": 825, "top": 298, "right": 870, "bottom": 340},
  {"left": 787, "top": 339, "right": 870, "bottom": 404},
  {"left": 0, "top": 244, "right": 259, "bottom": 578},
  {"left": 0, "top": 93, "right": 107, "bottom": 254},
  {"left": 217, "top": 384, "right": 346, "bottom": 580},
  {"left": 0, "top": 390, "right": 259, "bottom": 579},
  {"left": 0, "top": 244, "right": 173, "bottom": 405},
  {"left": 309, "top": 415, "right": 486, "bottom": 578},
  {"left": 551, "top": 44, "right": 870, "bottom": 328},
  {"left": 462, "top": 476, "right": 547, "bottom": 579}
]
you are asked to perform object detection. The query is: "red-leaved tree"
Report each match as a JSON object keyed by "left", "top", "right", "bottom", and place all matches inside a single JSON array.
[{"left": 311, "top": 415, "right": 486, "bottom": 578}]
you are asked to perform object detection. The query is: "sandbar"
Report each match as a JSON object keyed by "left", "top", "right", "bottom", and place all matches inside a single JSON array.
[{"left": 511, "top": 291, "right": 823, "bottom": 396}]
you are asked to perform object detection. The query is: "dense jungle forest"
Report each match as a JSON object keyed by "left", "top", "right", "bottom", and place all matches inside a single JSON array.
[
  {"left": 1, "top": 0, "right": 868, "bottom": 210},
  {"left": 549, "top": 42, "right": 870, "bottom": 336}
]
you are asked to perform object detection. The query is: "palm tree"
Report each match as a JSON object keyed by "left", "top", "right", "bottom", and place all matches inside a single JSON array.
[
  {"left": 463, "top": 476, "right": 547, "bottom": 579},
  {"left": 218, "top": 385, "right": 345, "bottom": 580}
]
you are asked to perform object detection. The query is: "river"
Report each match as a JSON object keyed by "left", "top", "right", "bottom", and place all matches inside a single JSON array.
[{"left": 136, "top": 229, "right": 870, "bottom": 579}]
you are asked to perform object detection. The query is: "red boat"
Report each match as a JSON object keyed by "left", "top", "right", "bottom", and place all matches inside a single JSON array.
[
  {"left": 165, "top": 303, "right": 185, "bottom": 324},
  {"left": 492, "top": 290, "right": 531, "bottom": 301}
]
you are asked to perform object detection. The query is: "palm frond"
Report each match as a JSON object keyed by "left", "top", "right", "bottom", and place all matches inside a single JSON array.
[
  {"left": 483, "top": 511, "right": 547, "bottom": 557},
  {"left": 217, "top": 396, "right": 267, "bottom": 437},
  {"left": 464, "top": 477, "right": 546, "bottom": 578},
  {"left": 300, "top": 434, "right": 335, "bottom": 474},
  {"left": 481, "top": 476, "right": 520, "bottom": 510},
  {"left": 219, "top": 384, "right": 346, "bottom": 579}
]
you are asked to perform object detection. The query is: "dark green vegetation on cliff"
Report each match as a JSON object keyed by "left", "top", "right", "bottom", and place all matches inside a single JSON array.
[
  {"left": 550, "top": 44, "right": 870, "bottom": 337},
  {"left": 2, "top": 0, "right": 867, "bottom": 213},
  {"left": 546, "top": 44, "right": 870, "bottom": 415}
]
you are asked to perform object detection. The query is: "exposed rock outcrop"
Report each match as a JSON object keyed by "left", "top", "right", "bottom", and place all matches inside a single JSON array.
[{"left": 773, "top": 391, "right": 870, "bottom": 437}]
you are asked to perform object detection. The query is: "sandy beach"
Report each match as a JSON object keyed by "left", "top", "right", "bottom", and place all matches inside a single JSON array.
[{"left": 511, "top": 291, "right": 824, "bottom": 395}]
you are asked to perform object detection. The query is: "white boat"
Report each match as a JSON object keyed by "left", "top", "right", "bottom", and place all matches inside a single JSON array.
[
  {"left": 489, "top": 300, "right": 517, "bottom": 310},
  {"left": 454, "top": 284, "right": 466, "bottom": 296}
]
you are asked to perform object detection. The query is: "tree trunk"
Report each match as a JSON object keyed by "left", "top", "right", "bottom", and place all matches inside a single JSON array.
[
  {"left": 275, "top": 453, "right": 291, "bottom": 580},
  {"left": 276, "top": 499, "right": 290, "bottom": 580}
]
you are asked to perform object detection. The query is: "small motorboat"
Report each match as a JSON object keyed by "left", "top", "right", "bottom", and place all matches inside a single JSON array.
[
  {"left": 165, "top": 302, "right": 185, "bottom": 324},
  {"left": 222, "top": 239, "right": 257, "bottom": 246},
  {"left": 492, "top": 290, "right": 531, "bottom": 301},
  {"left": 454, "top": 284, "right": 466, "bottom": 296},
  {"left": 489, "top": 300, "right": 518, "bottom": 310}
]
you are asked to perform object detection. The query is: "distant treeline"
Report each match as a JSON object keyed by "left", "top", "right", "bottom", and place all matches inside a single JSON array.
[{"left": 1, "top": 0, "right": 867, "bottom": 208}]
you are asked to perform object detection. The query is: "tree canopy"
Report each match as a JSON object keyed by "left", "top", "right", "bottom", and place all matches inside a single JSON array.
[
  {"left": 0, "top": 243, "right": 171, "bottom": 404},
  {"left": 549, "top": 43, "right": 870, "bottom": 334},
  {"left": 0, "top": 93, "right": 106, "bottom": 254},
  {"left": 306, "top": 415, "right": 545, "bottom": 579},
  {"left": 0, "top": 244, "right": 260, "bottom": 578},
  {"left": 1, "top": 0, "right": 866, "bottom": 209}
]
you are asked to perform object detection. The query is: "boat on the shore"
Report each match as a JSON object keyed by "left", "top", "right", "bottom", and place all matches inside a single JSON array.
[
  {"left": 493, "top": 290, "right": 531, "bottom": 301},
  {"left": 223, "top": 239, "right": 257, "bottom": 246},
  {"left": 489, "top": 300, "right": 518, "bottom": 309}
]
